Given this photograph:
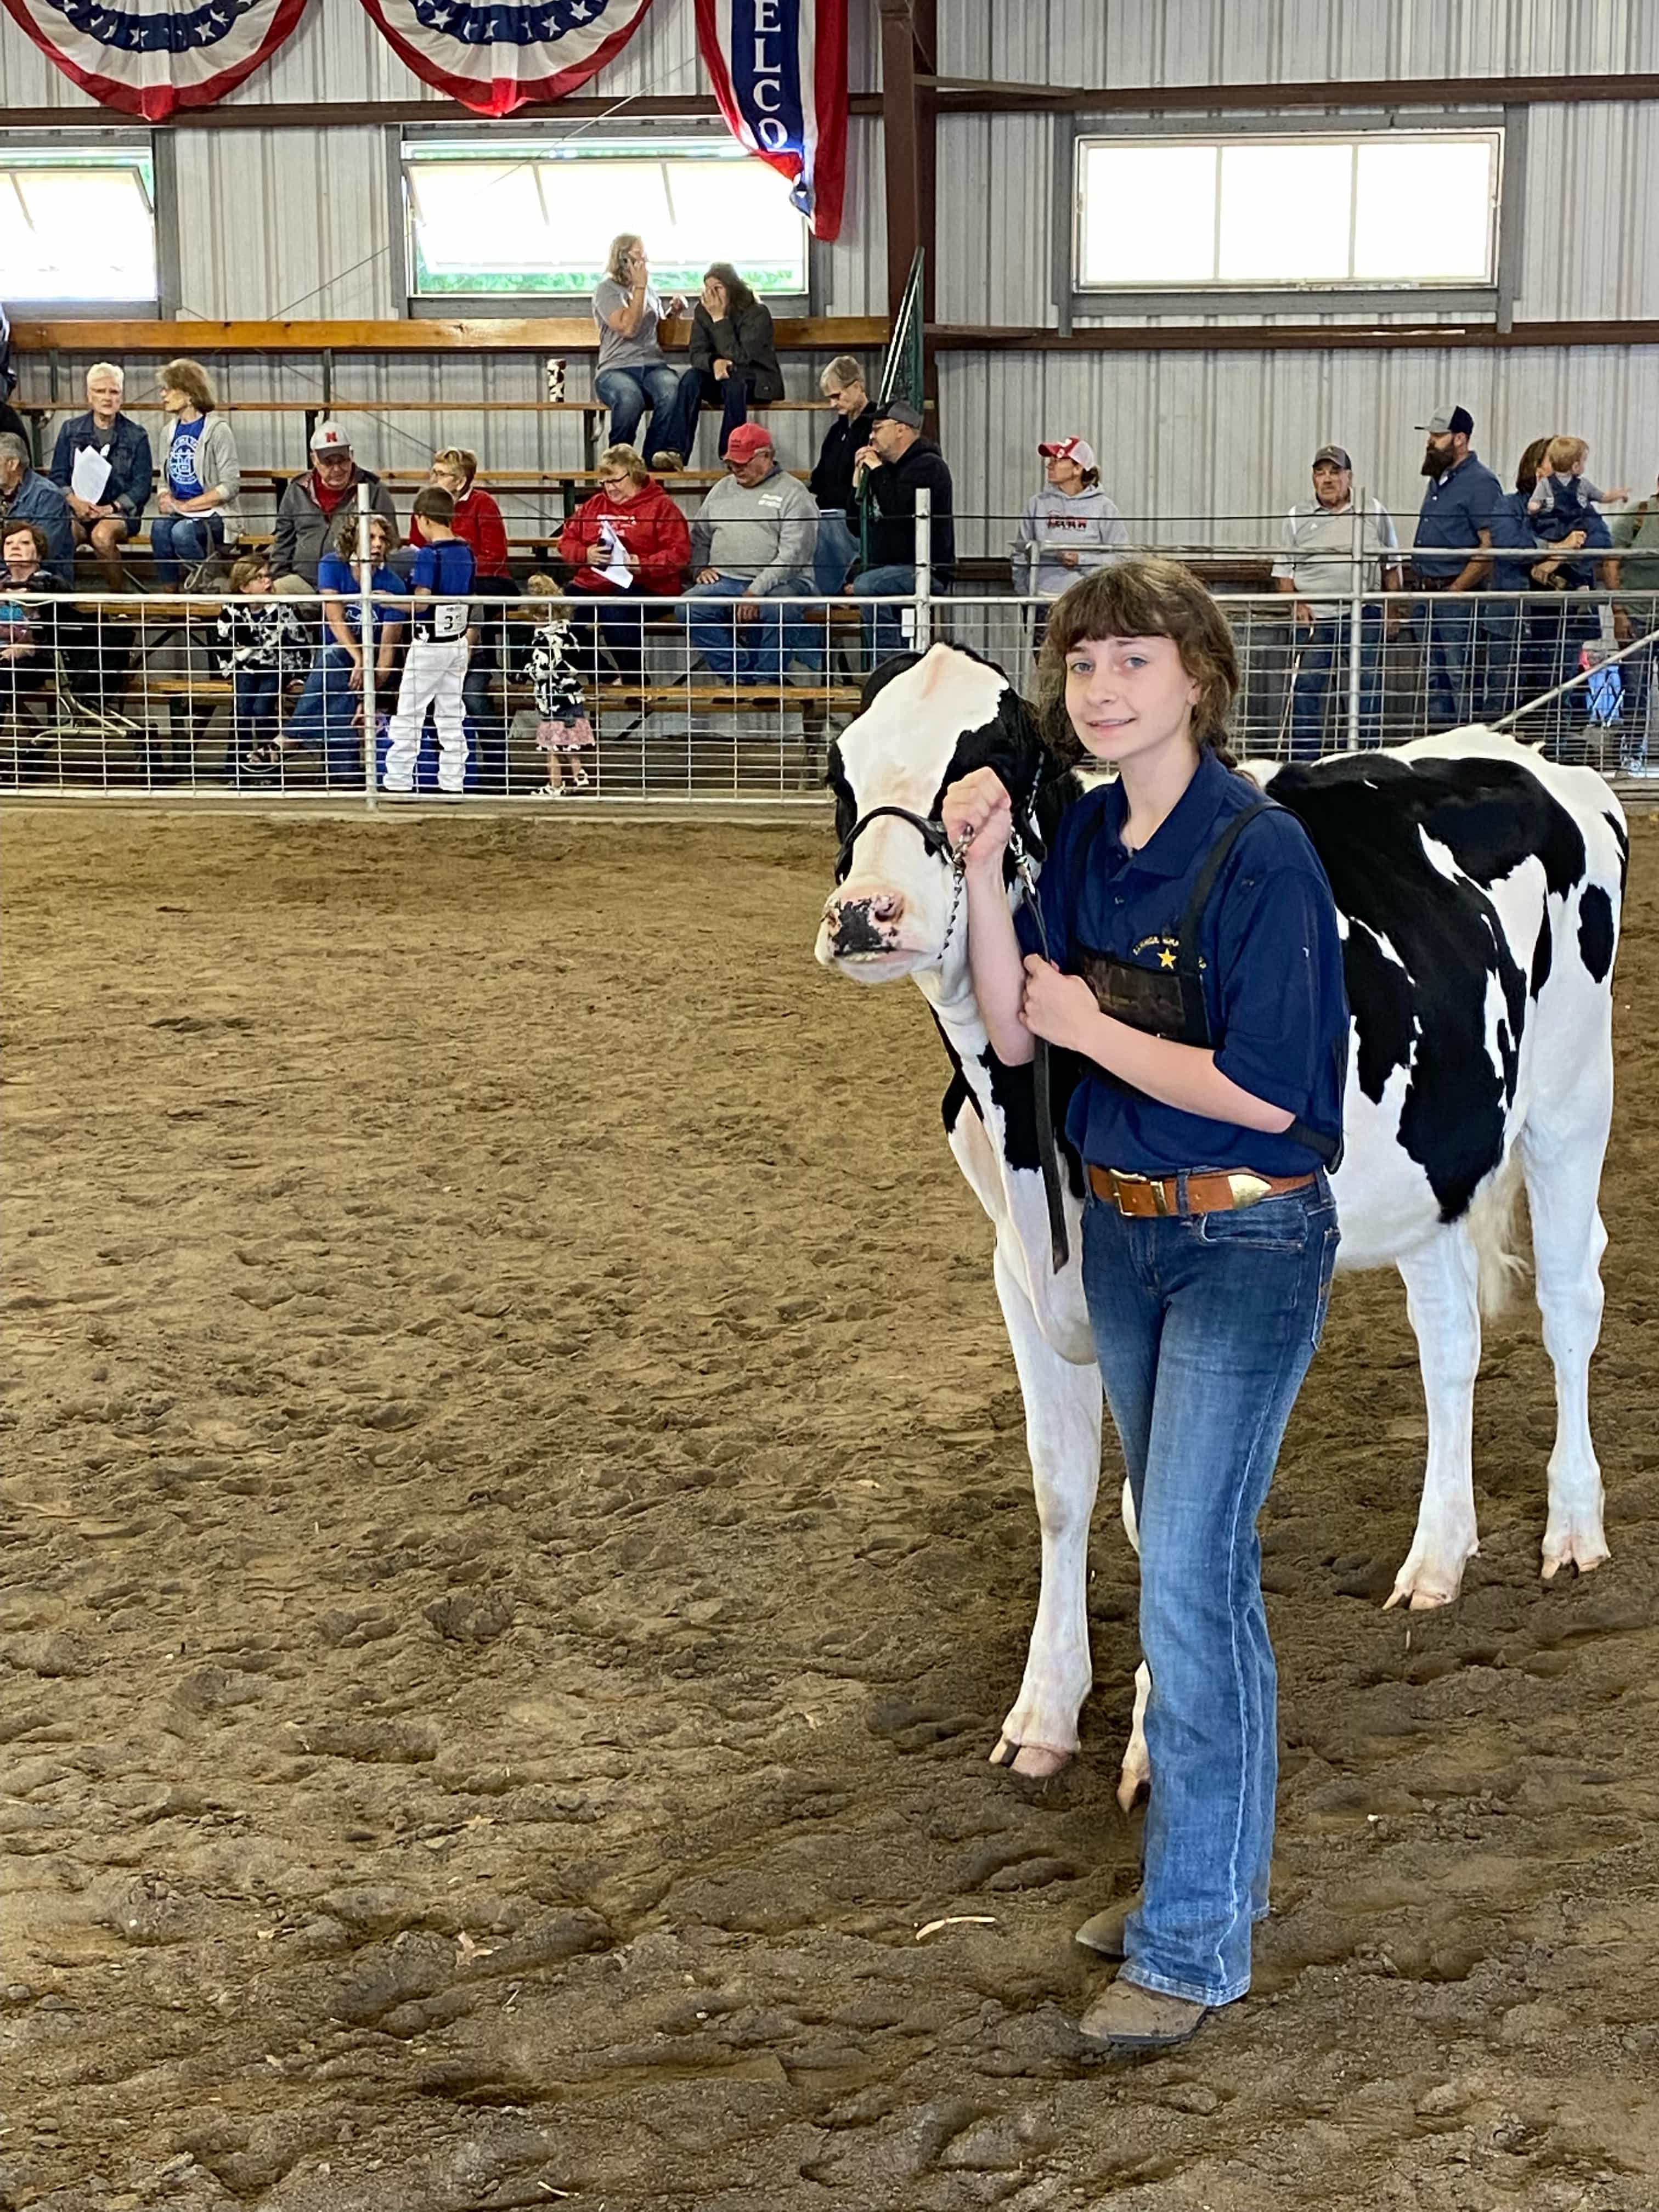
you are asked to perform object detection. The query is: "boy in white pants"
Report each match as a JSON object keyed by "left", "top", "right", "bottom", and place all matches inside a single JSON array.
[{"left": 382, "top": 486, "right": 475, "bottom": 794}]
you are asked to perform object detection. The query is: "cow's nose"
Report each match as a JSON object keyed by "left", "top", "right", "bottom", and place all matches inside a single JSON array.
[{"left": 827, "top": 890, "right": 906, "bottom": 953}]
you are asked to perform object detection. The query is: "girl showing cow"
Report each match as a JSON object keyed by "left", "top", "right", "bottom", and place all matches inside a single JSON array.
[{"left": 941, "top": 559, "right": 1348, "bottom": 2057}]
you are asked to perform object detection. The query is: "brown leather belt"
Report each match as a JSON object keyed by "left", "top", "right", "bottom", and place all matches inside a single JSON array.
[{"left": 1088, "top": 1164, "right": 1319, "bottom": 1218}]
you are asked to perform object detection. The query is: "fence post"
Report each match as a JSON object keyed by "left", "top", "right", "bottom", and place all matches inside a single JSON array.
[
  {"left": 357, "top": 482, "right": 378, "bottom": 812},
  {"left": 913, "top": 484, "right": 932, "bottom": 654},
  {"left": 1346, "top": 487, "right": 1365, "bottom": 751}
]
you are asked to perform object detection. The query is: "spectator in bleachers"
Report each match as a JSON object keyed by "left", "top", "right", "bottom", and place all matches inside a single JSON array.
[
  {"left": 558, "top": 443, "right": 690, "bottom": 691},
  {"left": 268, "top": 508, "right": 406, "bottom": 780},
  {"left": 0, "top": 431, "right": 74, "bottom": 582},
  {"left": 1410, "top": 402, "right": 1500, "bottom": 730},
  {"left": 1482, "top": 437, "right": 1554, "bottom": 723},
  {"left": 845, "top": 400, "right": 955, "bottom": 665},
  {"left": 1528, "top": 436, "right": 1628, "bottom": 534},
  {"left": 1271, "top": 444, "right": 1402, "bottom": 755},
  {"left": 1013, "top": 438, "right": 1130, "bottom": 605},
  {"left": 0, "top": 304, "right": 27, "bottom": 447},
  {"left": 678, "top": 423, "right": 816, "bottom": 685},
  {"left": 50, "top": 364, "right": 151, "bottom": 591},
  {"left": 272, "top": 421, "right": 397, "bottom": 592},
  {"left": 153, "top": 359, "right": 240, "bottom": 588},
  {"left": 215, "top": 552, "right": 307, "bottom": 779},
  {"left": 1610, "top": 467, "right": 1658, "bottom": 766},
  {"left": 382, "top": 486, "right": 475, "bottom": 797},
  {"left": 1, "top": 520, "right": 61, "bottom": 718},
  {"left": 809, "top": 356, "right": 874, "bottom": 594},
  {"left": 676, "top": 263, "right": 785, "bottom": 462},
  {"left": 414, "top": 447, "right": 511, "bottom": 788},
  {"left": 592, "top": 235, "right": 693, "bottom": 473},
  {"left": 520, "top": 574, "right": 595, "bottom": 798}
]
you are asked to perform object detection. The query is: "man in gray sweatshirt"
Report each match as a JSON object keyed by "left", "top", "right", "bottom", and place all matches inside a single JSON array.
[{"left": 678, "top": 422, "right": 817, "bottom": 683}]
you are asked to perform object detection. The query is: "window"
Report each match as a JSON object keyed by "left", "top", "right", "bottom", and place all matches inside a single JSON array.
[
  {"left": 402, "top": 137, "right": 810, "bottom": 302},
  {"left": 0, "top": 145, "right": 157, "bottom": 305},
  {"left": 1075, "top": 130, "right": 1500, "bottom": 292}
]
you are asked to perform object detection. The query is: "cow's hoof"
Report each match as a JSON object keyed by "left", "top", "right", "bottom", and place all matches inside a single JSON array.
[
  {"left": 1541, "top": 1528, "right": 1610, "bottom": 1581},
  {"left": 1384, "top": 1538, "right": 1476, "bottom": 1612},
  {"left": 990, "top": 1736, "right": 1070, "bottom": 1780}
]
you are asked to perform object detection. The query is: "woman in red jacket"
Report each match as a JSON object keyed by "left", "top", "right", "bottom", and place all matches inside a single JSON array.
[
  {"left": 557, "top": 444, "right": 690, "bottom": 688},
  {"left": 411, "top": 447, "right": 514, "bottom": 786}
]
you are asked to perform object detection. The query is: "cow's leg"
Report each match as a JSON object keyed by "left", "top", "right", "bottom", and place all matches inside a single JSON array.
[
  {"left": 989, "top": 1240, "right": 1102, "bottom": 1779},
  {"left": 1521, "top": 1070, "right": 1612, "bottom": 1582},
  {"left": 1387, "top": 1226, "right": 1483, "bottom": 1610}
]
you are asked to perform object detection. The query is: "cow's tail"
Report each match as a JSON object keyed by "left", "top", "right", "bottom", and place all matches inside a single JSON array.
[{"left": 1467, "top": 1148, "right": 1530, "bottom": 1319}]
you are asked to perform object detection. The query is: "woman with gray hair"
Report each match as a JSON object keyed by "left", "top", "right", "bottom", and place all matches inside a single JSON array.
[
  {"left": 153, "top": 357, "right": 240, "bottom": 587},
  {"left": 591, "top": 234, "right": 693, "bottom": 472},
  {"left": 807, "top": 354, "right": 875, "bottom": 595}
]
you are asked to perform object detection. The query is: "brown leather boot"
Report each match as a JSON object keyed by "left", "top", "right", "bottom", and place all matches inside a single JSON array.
[
  {"left": 1074, "top": 1895, "right": 1139, "bottom": 1959},
  {"left": 1079, "top": 1976, "right": 1209, "bottom": 2053}
]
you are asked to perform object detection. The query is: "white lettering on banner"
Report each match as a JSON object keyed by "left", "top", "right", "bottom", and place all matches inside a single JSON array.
[
  {"left": 754, "top": 0, "right": 781, "bottom": 25},
  {"left": 754, "top": 76, "right": 783, "bottom": 109},
  {"left": 758, "top": 116, "right": 789, "bottom": 148},
  {"left": 754, "top": 36, "right": 776, "bottom": 70}
]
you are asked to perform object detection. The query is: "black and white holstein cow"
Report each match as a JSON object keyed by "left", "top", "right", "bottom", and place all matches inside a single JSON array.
[{"left": 815, "top": 642, "right": 1625, "bottom": 1798}]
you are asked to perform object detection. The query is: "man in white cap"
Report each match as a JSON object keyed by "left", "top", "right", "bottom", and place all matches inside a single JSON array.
[
  {"left": 271, "top": 421, "right": 398, "bottom": 591},
  {"left": 1272, "top": 443, "right": 1402, "bottom": 755},
  {"left": 1012, "top": 436, "right": 1129, "bottom": 608}
]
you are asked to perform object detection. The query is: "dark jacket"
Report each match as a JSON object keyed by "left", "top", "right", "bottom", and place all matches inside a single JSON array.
[
  {"left": 689, "top": 298, "right": 784, "bottom": 402},
  {"left": 0, "top": 467, "right": 75, "bottom": 582},
  {"left": 50, "top": 410, "right": 154, "bottom": 524},
  {"left": 858, "top": 435, "right": 955, "bottom": 584},
  {"left": 272, "top": 466, "right": 398, "bottom": 586},
  {"left": 810, "top": 402, "right": 877, "bottom": 511}
]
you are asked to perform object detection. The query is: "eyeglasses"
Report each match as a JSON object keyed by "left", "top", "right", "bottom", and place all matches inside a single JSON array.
[{"left": 597, "top": 472, "right": 626, "bottom": 485}]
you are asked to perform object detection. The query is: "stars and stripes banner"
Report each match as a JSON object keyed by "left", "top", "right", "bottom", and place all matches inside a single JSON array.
[
  {"left": 351, "top": 0, "right": 657, "bottom": 117},
  {"left": 694, "top": 0, "right": 848, "bottom": 241},
  {"left": 0, "top": 0, "right": 311, "bottom": 121}
]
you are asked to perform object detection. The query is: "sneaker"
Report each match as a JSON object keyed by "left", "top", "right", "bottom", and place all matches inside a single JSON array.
[
  {"left": 572, "top": 765, "right": 591, "bottom": 788},
  {"left": 381, "top": 781, "right": 415, "bottom": 797},
  {"left": 650, "top": 449, "right": 686, "bottom": 472},
  {"left": 529, "top": 785, "right": 568, "bottom": 800}
]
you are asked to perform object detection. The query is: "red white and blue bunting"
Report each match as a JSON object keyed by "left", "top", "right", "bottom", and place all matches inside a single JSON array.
[
  {"left": 0, "top": 0, "right": 311, "bottom": 120},
  {"left": 694, "top": 0, "right": 848, "bottom": 241},
  {"left": 351, "top": 0, "right": 657, "bottom": 117}
]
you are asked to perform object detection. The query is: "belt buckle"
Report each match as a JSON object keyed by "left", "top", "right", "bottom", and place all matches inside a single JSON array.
[
  {"left": 1227, "top": 1172, "right": 1273, "bottom": 1210},
  {"left": 1108, "top": 1169, "right": 1148, "bottom": 1216}
]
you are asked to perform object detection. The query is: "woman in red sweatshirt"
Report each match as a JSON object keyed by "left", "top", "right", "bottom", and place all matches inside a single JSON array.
[{"left": 557, "top": 444, "right": 691, "bottom": 688}]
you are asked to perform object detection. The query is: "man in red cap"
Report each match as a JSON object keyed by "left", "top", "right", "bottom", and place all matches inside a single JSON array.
[{"left": 677, "top": 423, "right": 817, "bottom": 684}]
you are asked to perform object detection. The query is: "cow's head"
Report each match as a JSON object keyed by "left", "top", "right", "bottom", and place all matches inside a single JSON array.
[{"left": 816, "top": 642, "right": 1054, "bottom": 986}]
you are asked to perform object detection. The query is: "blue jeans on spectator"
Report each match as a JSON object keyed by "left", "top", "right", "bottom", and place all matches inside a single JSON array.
[
  {"left": 1082, "top": 1178, "right": 1338, "bottom": 2008},
  {"left": 286, "top": 643, "right": 368, "bottom": 782},
  {"left": 678, "top": 575, "right": 812, "bottom": 684},
  {"left": 672, "top": 365, "right": 763, "bottom": 459},
  {"left": 848, "top": 561, "right": 918, "bottom": 667},
  {"left": 595, "top": 366, "right": 697, "bottom": 462},
  {"left": 812, "top": 510, "right": 859, "bottom": 597},
  {"left": 1289, "top": 606, "right": 1383, "bottom": 757},
  {"left": 229, "top": 668, "right": 282, "bottom": 772},
  {"left": 151, "top": 512, "right": 225, "bottom": 586},
  {"left": 1414, "top": 590, "right": 1479, "bottom": 731},
  {"left": 1617, "top": 595, "right": 1657, "bottom": 769}
]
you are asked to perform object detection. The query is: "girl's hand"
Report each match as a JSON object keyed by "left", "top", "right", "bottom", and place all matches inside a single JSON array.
[
  {"left": 1019, "top": 956, "right": 1099, "bottom": 1051},
  {"left": 940, "top": 766, "right": 1013, "bottom": 873},
  {"left": 347, "top": 656, "right": 364, "bottom": 692}
]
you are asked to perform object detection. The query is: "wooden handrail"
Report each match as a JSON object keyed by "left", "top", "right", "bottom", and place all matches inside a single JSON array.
[{"left": 12, "top": 316, "right": 888, "bottom": 354}]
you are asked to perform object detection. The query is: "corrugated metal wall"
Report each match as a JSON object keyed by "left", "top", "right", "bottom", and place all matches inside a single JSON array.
[{"left": 3, "top": 0, "right": 1655, "bottom": 539}]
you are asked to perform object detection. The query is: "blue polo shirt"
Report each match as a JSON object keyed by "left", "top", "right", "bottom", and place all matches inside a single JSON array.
[
  {"left": 1413, "top": 450, "right": 1502, "bottom": 580},
  {"left": 1017, "top": 752, "right": 1348, "bottom": 1177}
]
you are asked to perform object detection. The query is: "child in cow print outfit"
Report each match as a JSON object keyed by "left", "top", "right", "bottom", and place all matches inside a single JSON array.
[
  {"left": 522, "top": 573, "right": 594, "bottom": 798},
  {"left": 943, "top": 558, "right": 1349, "bottom": 2059}
]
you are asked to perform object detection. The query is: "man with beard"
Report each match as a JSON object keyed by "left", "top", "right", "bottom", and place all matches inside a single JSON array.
[{"left": 1410, "top": 404, "right": 1500, "bottom": 729}]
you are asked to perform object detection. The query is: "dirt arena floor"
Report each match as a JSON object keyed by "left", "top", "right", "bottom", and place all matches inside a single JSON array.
[{"left": 3, "top": 804, "right": 1658, "bottom": 2212}]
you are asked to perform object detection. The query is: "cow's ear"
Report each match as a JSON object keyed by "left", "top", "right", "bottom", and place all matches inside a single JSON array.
[{"left": 860, "top": 652, "right": 923, "bottom": 711}]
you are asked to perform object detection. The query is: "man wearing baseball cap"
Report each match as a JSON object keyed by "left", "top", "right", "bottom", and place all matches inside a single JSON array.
[
  {"left": 271, "top": 419, "right": 398, "bottom": 591},
  {"left": 1410, "top": 403, "right": 1502, "bottom": 729},
  {"left": 677, "top": 422, "right": 817, "bottom": 684},
  {"left": 845, "top": 398, "right": 955, "bottom": 664},
  {"left": 1271, "top": 444, "right": 1402, "bottom": 754},
  {"left": 1013, "top": 437, "right": 1128, "bottom": 608}
]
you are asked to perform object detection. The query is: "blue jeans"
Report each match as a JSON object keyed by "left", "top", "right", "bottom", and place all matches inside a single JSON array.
[
  {"left": 672, "top": 364, "right": 764, "bottom": 459},
  {"left": 812, "top": 510, "right": 859, "bottom": 597},
  {"left": 848, "top": 562, "right": 917, "bottom": 667},
  {"left": 1082, "top": 1177, "right": 1339, "bottom": 2008},
  {"left": 595, "top": 365, "right": 697, "bottom": 462},
  {"left": 151, "top": 512, "right": 224, "bottom": 586},
  {"left": 1290, "top": 608, "right": 1383, "bottom": 756},
  {"left": 229, "top": 668, "right": 282, "bottom": 765},
  {"left": 286, "top": 643, "right": 370, "bottom": 782},
  {"left": 677, "top": 575, "right": 813, "bottom": 682},
  {"left": 1414, "top": 591, "right": 1479, "bottom": 731}
]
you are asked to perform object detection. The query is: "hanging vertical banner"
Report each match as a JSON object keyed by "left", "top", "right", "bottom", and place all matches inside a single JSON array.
[
  {"left": 352, "top": 0, "right": 657, "bottom": 117},
  {"left": 0, "top": 0, "right": 311, "bottom": 121},
  {"left": 695, "top": 0, "right": 848, "bottom": 241}
]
